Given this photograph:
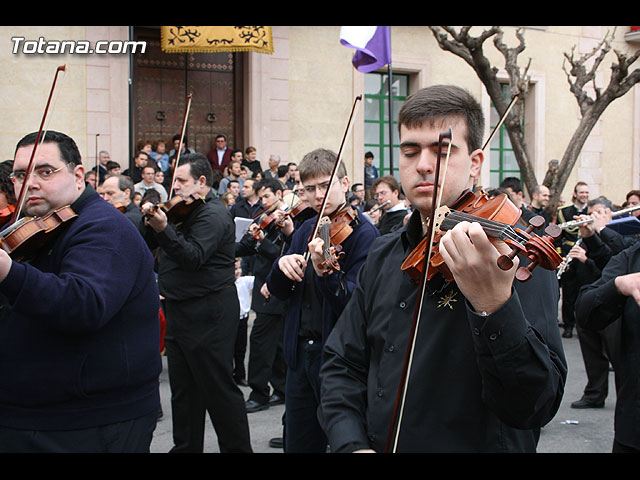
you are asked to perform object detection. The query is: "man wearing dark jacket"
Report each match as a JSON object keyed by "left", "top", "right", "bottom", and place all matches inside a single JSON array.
[
  {"left": 0, "top": 131, "right": 162, "bottom": 452},
  {"left": 141, "top": 153, "right": 252, "bottom": 453}
]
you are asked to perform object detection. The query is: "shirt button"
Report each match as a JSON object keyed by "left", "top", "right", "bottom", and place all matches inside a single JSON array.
[
  {"left": 399, "top": 301, "right": 406, "bottom": 309},
  {"left": 473, "top": 327, "right": 481, "bottom": 336},
  {"left": 385, "top": 344, "right": 395, "bottom": 353},
  {"left": 376, "top": 388, "right": 384, "bottom": 397},
  {"left": 489, "top": 332, "right": 500, "bottom": 341}
]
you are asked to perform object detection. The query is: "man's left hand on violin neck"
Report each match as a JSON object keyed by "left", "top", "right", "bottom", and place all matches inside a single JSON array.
[{"left": 438, "top": 221, "right": 517, "bottom": 315}]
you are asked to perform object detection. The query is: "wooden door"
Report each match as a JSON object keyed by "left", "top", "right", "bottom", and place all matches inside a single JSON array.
[{"left": 132, "top": 27, "right": 243, "bottom": 163}]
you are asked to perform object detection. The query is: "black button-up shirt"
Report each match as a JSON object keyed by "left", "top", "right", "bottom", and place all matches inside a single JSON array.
[
  {"left": 576, "top": 241, "right": 640, "bottom": 449},
  {"left": 319, "top": 209, "right": 567, "bottom": 452}
]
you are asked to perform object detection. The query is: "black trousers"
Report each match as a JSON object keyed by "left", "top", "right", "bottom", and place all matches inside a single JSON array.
[
  {"left": 284, "top": 339, "right": 327, "bottom": 453},
  {"left": 0, "top": 412, "right": 157, "bottom": 453},
  {"left": 248, "top": 312, "right": 286, "bottom": 404},
  {"left": 164, "top": 287, "right": 252, "bottom": 453},
  {"left": 561, "top": 278, "right": 579, "bottom": 330},
  {"left": 234, "top": 314, "right": 249, "bottom": 382}
]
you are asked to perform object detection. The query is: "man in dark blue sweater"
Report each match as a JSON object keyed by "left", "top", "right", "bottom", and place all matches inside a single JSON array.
[{"left": 0, "top": 131, "right": 162, "bottom": 452}]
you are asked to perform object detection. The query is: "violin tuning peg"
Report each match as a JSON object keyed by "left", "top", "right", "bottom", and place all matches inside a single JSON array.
[
  {"left": 497, "top": 244, "right": 520, "bottom": 271},
  {"left": 527, "top": 215, "right": 545, "bottom": 231},
  {"left": 515, "top": 266, "right": 533, "bottom": 282},
  {"left": 497, "top": 254, "right": 514, "bottom": 271},
  {"left": 544, "top": 223, "right": 562, "bottom": 239}
]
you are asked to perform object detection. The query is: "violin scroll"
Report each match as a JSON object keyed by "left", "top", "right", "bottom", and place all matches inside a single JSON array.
[{"left": 401, "top": 191, "right": 563, "bottom": 284}]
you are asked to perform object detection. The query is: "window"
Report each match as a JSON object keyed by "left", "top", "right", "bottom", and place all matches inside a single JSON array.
[
  {"left": 364, "top": 72, "right": 409, "bottom": 177},
  {"left": 489, "top": 84, "right": 521, "bottom": 187}
]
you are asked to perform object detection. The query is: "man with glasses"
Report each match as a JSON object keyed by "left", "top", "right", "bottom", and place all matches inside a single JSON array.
[
  {"left": 372, "top": 175, "right": 409, "bottom": 235},
  {"left": 0, "top": 130, "right": 162, "bottom": 452},
  {"left": 265, "top": 148, "right": 379, "bottom": 452}
]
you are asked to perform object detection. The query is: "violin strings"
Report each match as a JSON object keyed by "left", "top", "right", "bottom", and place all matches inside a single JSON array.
[
  {"left": 440, "top": 211, "right": 527, "bottom": 244},
  {"left": 443, "top": 212, "right": 522, "bottom": 242}
]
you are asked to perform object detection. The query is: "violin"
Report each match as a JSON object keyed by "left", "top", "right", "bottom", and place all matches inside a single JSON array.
[
  {"left": 0, "top": 204, "right": 16, "bottom": 228},
  {"left": 401, "top": 189, "right": 562, "bottom": 283},
  {"left": 145, "top": 192, "right": 204, "bottom": 223},
  {"left": 0, "top": 65, "right": 77, "bottom": 260},
  {"left": 315, "top": 204, "right": 358, "bottom": 273},
  {"left": 0, "top": 206, "right": 77, "bottom": 260},
  {"left": 251, "top": 194, "right": 313, "bottom": 240},
  {"left": 251, "top": 208, "right": 285, "bottom": 240},
  {"left": 112, "top": 202, "right": 127, "bottom": 213}
]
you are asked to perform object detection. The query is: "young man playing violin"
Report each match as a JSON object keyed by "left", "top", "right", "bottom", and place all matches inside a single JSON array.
[
  {"left": 318, "top": 85, "right": 567, "bottom": 453},
  {"left": 140, "top": 153, "right": 252, "bottom": 453},
  {"left": 0, "top": 131, "right": 162, "bottom": 452},
  {"left": 265, "top": 148, "right": 379, "bottom": 452},
  {"left": 235, "top": 178, "right": 293, "bottom": 414}
]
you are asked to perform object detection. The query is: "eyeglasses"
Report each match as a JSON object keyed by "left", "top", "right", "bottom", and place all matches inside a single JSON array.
[
  {"left": 10, "top": 164, "right": 68, "bottom": 184},
  {"left": 303, "top": 181, "right": 333, "bottom": 195},
  {"left": 373, "top": 190, "right": 391, "bottom": 199}
]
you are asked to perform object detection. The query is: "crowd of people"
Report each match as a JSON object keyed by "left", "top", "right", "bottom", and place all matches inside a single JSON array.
[{"left": 0, "top": 84, "right": 639, "bottom": 454}]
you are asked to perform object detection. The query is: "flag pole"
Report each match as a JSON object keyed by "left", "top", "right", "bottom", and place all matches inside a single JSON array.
[
  {"left": 387, "top": 62, "right": 394, "bottom": 176},
  {"left": 387, "top": 28, "right": 393, "bottom": 176}
]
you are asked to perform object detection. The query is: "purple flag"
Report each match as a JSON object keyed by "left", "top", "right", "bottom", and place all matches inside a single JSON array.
[{"left": 340, "top": 26, "right": 391, "bottom": 73}]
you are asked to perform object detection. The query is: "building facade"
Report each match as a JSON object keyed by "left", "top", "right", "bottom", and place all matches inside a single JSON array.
[{"left": 1, "top": 26, "right": 639, "bottom": 205}]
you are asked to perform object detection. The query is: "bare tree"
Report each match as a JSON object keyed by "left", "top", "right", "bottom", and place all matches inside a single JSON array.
[{"left": 429, "top": 26, "right": 640, "bottom": 211}]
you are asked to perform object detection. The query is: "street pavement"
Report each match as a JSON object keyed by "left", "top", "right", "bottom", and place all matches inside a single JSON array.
[{"left": 150, "top": 319, "right": 616, "bottom": 453}]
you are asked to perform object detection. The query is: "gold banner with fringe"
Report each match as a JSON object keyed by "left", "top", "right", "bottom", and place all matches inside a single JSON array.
[{"left": 161, "top": 26, "right": 273, "bottom": 54}]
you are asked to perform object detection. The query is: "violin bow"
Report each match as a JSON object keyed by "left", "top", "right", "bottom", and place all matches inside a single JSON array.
[
  {"left": 385, "top": 128, "right": 452, "bottom": 453},
  {"left": 95, "top": 133, "right": 100, "bottom": 186},
  {"left": 12, "top": 65, "right": 67, "bottom": 225},
  {"left": 309, "top": 95, "right": 362, "bottom": 243},
  {"left": 299, "top": 95, "right": 362, "bottom": 268},
  {"left": 168, "top": 92, "right": 193, "bottom": 200},
  {"left": 482, "top": 93, "right": 519, "bottom": 151}
]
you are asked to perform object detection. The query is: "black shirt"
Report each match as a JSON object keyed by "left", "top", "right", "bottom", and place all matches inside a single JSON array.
[
  {"left": 319, "top": 209, "right": 567, "bottom": 452},
  {"left": 142, "top": 190, "right": 236, "bottom": 300},
  {"left": 576, "top": 242, "right": 640, "bottom": 449}
]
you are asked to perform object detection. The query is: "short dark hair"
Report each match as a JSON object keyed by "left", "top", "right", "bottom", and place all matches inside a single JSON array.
[
  {"left": 398, "top": 85, "right": 485, "bottom": 153},
  {"left": 180, "top": 153, "right": 214, "bottom": 187},
  {"left": 0, "top": 161, "right": 15, "bottom": 204},
  {"left": 372, "top": 175, "right": 400, "bottom": 193},
  {"left": 625, "top": 190, "right": 640, "bottom": 202},
  {"left": 500, "top": 176, "right": 523, "bottom": 194},
  {"left": 298, "top": 148, "right": 344, "bottom": 183},
  {"left": 255, "top": 177, "right": 282, "bottom": 195},
  {"left": 16, "top": 130, "right": 82, "bottom": 166}
]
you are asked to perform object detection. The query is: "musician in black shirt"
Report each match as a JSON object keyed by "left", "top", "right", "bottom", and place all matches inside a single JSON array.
[
  {"left": 319, "top": 85, "right": 566, "bottom": 453},
  {"left": 141, "top": 153, "right": 252, "bottom": 453},
  {"left": 576, "top": 241, "right": 640, "bottom": 452}
]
